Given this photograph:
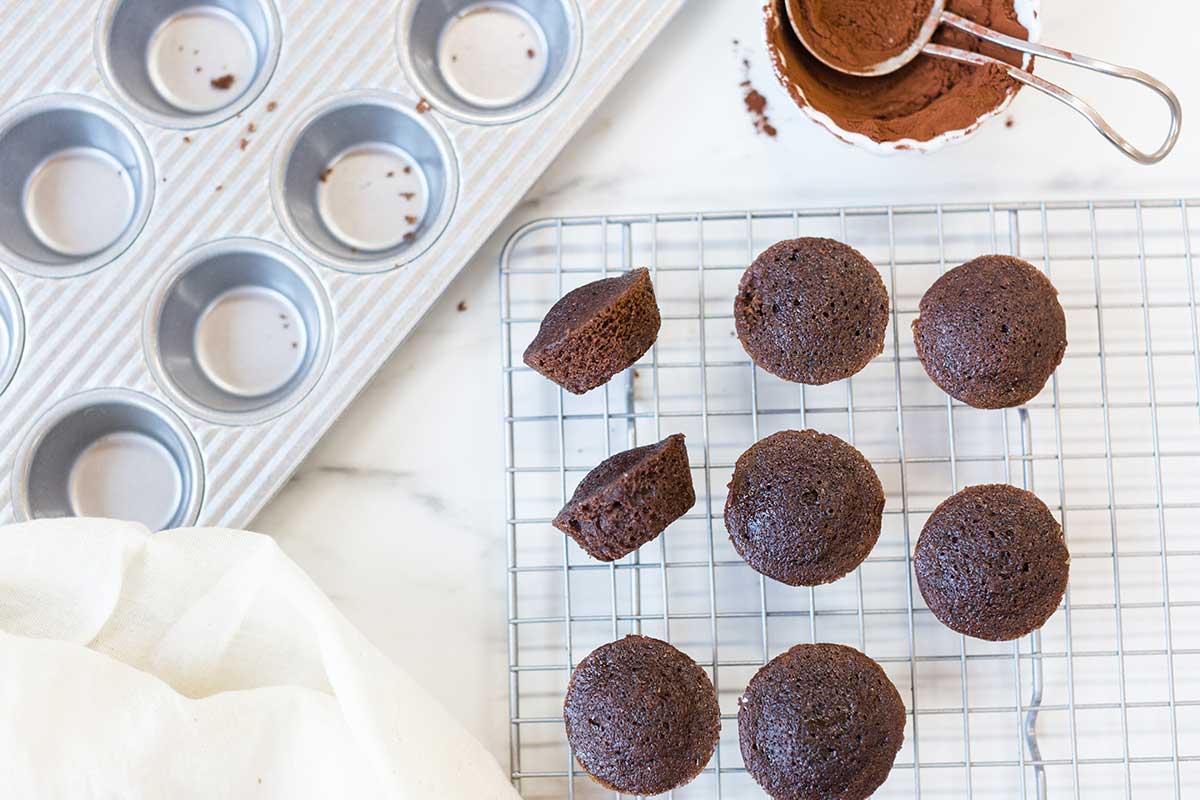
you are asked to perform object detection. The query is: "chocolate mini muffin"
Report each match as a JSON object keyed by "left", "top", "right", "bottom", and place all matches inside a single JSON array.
[
  {"left": 564, "top": 635, "right": 720, "bottom": 795},
  {"left": 912, "top": 255, "right": 1067, "bottom": 409},
  {"left": 524, "top": 267, "right": 661, "bottom": 394},
  {"left": 914, "top": 484, "right": 1070, "bottom": 641},
  {"left": 725, "top": 430, "right": 884, "bottom": 586},
  {"left": 739, "top": 643, "right": 906, "bottom": 800},
  {"left": 554, "top": 434, "right": 695, "bottom": 561},
  {"left": 734, "top": 238, "right": 889, "bottom": 385}
]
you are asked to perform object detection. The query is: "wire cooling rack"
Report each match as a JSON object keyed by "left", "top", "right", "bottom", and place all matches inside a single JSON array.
[{"left": 499, "top": 200, "right": 1200, "bottom": 799}]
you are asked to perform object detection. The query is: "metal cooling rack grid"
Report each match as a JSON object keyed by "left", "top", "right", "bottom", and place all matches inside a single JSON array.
[{"left": 499, "top": 200, "right": 1200, "bottom": 799}]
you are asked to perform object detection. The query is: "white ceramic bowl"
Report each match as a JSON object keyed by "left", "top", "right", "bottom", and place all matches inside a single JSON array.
[{"left": 765, "top": 0, "right": 1042, "bottom": 155}]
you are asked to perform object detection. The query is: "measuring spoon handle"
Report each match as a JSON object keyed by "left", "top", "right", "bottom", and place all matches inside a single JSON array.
[{"left": 929, "top": 11, "right": 1181, "bottom": 165}]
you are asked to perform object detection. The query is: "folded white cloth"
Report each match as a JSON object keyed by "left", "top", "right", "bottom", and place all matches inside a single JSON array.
[{"left": 0, "top": 518, "right": 521, "bottom": 799}]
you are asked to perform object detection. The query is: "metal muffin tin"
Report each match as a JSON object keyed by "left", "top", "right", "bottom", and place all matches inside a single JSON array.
[{"left": 0, "top": 0, "right": 685, "bottom": 530}]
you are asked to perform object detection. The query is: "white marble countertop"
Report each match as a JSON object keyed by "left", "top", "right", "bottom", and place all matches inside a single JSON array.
[{"left": 250, "top": 0, "right": 1200, "bottom": 773}]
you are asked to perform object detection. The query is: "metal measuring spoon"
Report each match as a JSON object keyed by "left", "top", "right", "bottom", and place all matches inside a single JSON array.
[{"left": 784, "top": 0, "right": 1181, "bottom": 164}]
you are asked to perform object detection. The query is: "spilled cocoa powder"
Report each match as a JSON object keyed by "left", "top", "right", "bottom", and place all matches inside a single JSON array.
[
  {"left": 743, "top": 87, "right": 778, "bottom": 137},
  {"left": 790, "top": 0, "right": 937, "bottom": 73},
  {"left": 735, "top": 44, "right": 777, "bottom": 138},
  {"left": 766, "top": 0, "right": 1030, "bottom": 144}
]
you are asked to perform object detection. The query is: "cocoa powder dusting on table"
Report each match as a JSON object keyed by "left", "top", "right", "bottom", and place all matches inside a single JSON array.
[
  {"left": 736, "top": 43, "right": 777, "bottom": 138},
  {"left": 743, "top": 88, "right": 778, "bottom": 138}
]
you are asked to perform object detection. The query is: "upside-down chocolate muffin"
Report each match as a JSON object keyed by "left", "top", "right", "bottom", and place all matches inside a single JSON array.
[
  {"left": 564, "top": 635, "right": 720, "bottom": 795},
  {"left": 734, "top": 238, "right": 889, "bottom": 385},
  {"left": 912, "top": 255, "right": 1067, "bottom": 409},
  {"left": 554, "top": 434, "right": 695, "bottom": 561},
  {"left": 739, "top": 643, "right": 906, "bottom": 800},
  {"left": 524, "top": 267, "right": 661, "bottom": 394},
  {"left": 725, "top": 430, "right": 884, "bottom": 586},
  {"left": 914, "top": 484, "right": 1070, "bottom": 641}
]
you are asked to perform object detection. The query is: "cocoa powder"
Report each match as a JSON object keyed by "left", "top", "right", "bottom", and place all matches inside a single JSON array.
[
  {"left": 766, "top": 0, "right": 1030, "bottom": 144},
  {"left": 791, "top": 0, "right": 937, "bottom": 73}
]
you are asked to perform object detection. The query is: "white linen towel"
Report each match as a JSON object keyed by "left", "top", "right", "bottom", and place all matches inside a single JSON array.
[{"left": 0, "top": 518, "right": 522, "bottom": 799}]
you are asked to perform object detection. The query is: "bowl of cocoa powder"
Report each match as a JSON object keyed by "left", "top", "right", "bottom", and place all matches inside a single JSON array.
[{"left": 765, "top": 0, "right": 1041, "bottom": 153}]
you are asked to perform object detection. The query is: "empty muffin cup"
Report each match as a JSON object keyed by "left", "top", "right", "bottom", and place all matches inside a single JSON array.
[
  {"left": 271, "top": 90, "right": 459, "bottom": 273},
  {"left": 0, "top": 95, "right": 154, "bottom": 278},
  {"left": 12, "top": 389, "right": 204, "bottom": 531},
  {"left": 144, "top": 238, "right": 334, "bottom": 425},
  {"left": 96, "top": 0, "right": 282, "bottom": 128},
  {"left": 398, "top": 0, "right": 582, "bottom": 125},
  {"left": 0, "top": 269, "right": 24, "bottom": 397}
]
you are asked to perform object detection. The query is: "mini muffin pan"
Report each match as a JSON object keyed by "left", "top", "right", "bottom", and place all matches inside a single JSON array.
[{"left": 0, "top": 0, "right": 685, "bottom": 530}]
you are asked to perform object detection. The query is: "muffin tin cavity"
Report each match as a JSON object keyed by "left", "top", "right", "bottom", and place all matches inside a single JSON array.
[
  {"left": 97, "top": 0, "right": 281, "bottom": 128},
  {"left": 271, "top": 91, "right": 459, "bottom": 273},
  {"left": 398, "top": 0, "right": 582, "bottom": 125},
  {"left": 0, "top": 269, "right": 23, "bottom": 398},
  {"left": 0, "top": 95, "right": 154, "bottom": 278},
  {"left": 145, "top": 239, "right": 333, "bottom": 425},
  {"left": 13, "top": 389, "right": 204, "bottom": 531}
]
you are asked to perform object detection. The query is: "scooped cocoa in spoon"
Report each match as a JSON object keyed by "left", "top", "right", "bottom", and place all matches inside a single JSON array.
[
  {"left": 766, "top": 0, "right": 1030, "bottom": 145},
  {"left": 790, "top": 0, "right": 937, "bottom": 74}
]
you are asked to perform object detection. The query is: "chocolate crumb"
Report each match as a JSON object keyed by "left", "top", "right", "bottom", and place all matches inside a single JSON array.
[
  {"left": 416, "top": 97, "right": 432, "bottom": 114},
  {"left": 248, "top": 122, "right": 257, "bottom": 134},
  {"left": 1005, "top": 116, "right": 1015, "bottom": 128},
  {"left": 400, "top": 192, "right": 415, "bottom": 201},
  {"left": 216, "top": 184, "right": 223, "bottom": 191},
  {"left": 386, "top": 171, "right": 395, "bottom": 178},
  {"left": 211, "top": 74, "right": 235, "bottom": 90},
  {"left": 267, "top": 101, "right": 278, "bottom": 112},
  {"left": 527, "top": 49, "right": 536, "bottom": 59},
  {"left": 457, "top": 301, "right": 468, "bottom": 312},
  {"left": 291, "top": 342, "right": 298, "bottom": 349},
  {"left": 451, "top": 55, "right": 458, "bottom": 63},
  {"left": 403, "top": 166, "right": 412, "bottom": 174},
  {"left": 195, "top": 67, "right": 203, "bottom": 73},
  {"left": 403, "top": 232, "right": 416, "bottom": 242},
  {"left": 319, "top": 167, "right": 334, "bottom": 183},
  {"left": 183, "top": 136, "right": 192, "bottom": 144},
  {"left": 405, "top": 215, "right": 418, "bottom": 225},
  {"left": 239, "top": 138, "right": 249, "bottom": 151}
]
